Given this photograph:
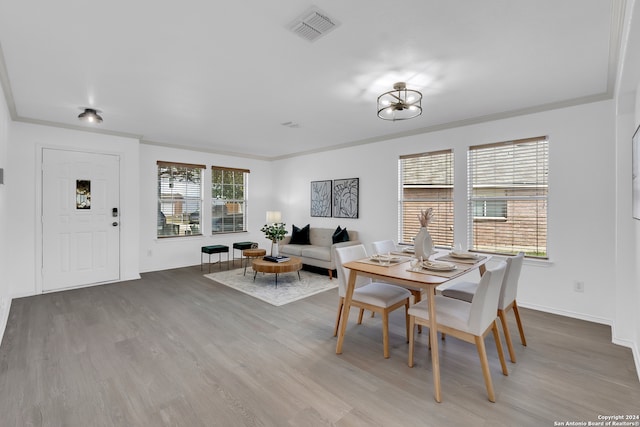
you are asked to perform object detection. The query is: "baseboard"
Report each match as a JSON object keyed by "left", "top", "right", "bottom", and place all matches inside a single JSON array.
[
  {"left": 632, "top": 342, "right": 640, "bottom": 383},
  {"left": 521, "top": 301, "right": 640, "bottom": 383},
  {"left": 518, "top": 301, "right": 612, "bottom": 325},
  {"left": 611, "top": 322, "right": 640, "bottom": 383},
  {"left": 0, "top": 296, "right": 11, "bottom": 348}
]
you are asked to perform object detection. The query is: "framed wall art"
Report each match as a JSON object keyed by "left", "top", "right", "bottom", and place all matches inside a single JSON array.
[
  {"left": 310, "top": 180, "right": 332, "bottom": 217},
  {"left": 333, "top": 178, "right": 359, "bottom": 218}
]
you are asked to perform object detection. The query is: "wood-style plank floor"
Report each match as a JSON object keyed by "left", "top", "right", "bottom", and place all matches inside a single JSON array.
[{"left": 1, "top": 264, "right": 639, "bottom": 427}]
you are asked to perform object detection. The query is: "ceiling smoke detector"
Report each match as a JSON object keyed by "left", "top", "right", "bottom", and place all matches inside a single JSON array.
[{"left": 288, "top": 7, "right": 340, "bottom": 42}]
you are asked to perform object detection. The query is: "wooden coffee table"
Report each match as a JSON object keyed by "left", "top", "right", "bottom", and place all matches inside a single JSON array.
[{"left": 252, "top": 256, "right": 302, "bottom": 287}]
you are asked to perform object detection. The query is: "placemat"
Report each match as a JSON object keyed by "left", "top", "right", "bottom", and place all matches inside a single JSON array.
[
  {"left": 355, "top": 257, "right": 412, "bottom": 267},
  {"left": 435, "top": 253, "right": 487, "bottom": 265},
  {"left": 407, "top": 261, "right": 476, "bottom": 278}
]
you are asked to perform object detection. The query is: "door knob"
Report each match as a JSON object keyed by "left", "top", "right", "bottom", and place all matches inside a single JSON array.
[{"left": 112, "top": 222, "right": 118, "bottom": 226}]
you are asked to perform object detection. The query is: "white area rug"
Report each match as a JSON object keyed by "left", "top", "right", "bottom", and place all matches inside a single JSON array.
[{"left": 204, "top": 268, "right": 337, "bottom": 306}]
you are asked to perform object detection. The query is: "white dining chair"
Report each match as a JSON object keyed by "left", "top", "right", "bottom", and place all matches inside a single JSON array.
[
  {"left": 370, "top": 239, "right": 399, "bottom": 257},
  {"left": 441, "top": 252, "right": 526, "bottom": 363},
  {"left": 371, "top": 239, "right": 425, "bottom": 332},
  {"left": 408, "top": 262, "right": 509, "bottom": 402},
  {"left": 334, "top": 244, "right": 412, "bottom": 359}
]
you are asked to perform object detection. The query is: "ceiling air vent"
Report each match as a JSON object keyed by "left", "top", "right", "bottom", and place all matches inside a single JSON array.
[{"left": 288, "top": 8, "right": 340, "bottom": 42}]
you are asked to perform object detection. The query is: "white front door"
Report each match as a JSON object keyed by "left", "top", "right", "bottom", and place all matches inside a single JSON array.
[{"left": 42, "top": 149, "right": 120, "bottom": 292}]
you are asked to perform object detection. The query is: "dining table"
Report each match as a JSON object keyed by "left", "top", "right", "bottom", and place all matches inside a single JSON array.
[{"left": 335, "top": 250, "right": 490, "bottom": 403}]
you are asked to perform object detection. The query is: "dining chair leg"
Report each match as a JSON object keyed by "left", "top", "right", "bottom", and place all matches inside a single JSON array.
[
  {"left": 404, "top": 300, "right": 410, "bottom": 343},
  {"left": 408, "top": 316, "right": 416, "bottom": 367},
  {"left": 498, "top": 309, "right": 517, "bottom": 363},
  {"left": 333, "top": 297, "right": 344, "bottom": 337},
  {"left": 512, "top": 301, "right": 527, "bottom": 346},
  {"left": 357, "top": 308, "right": 365, "bottom": 324},
  {"left": 382, "top": 311, "right": 390, "bottom": 359},
  {"left": 492, "top": 321, "right": 509, "bottom": 376},
  {"left": 475, "top": 335, "right": 496, "bottom": 403}
]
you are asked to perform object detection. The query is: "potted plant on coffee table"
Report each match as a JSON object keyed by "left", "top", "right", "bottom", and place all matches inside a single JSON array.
[{"left": 260, "top": 222, "right": 288, "bottom": 256}]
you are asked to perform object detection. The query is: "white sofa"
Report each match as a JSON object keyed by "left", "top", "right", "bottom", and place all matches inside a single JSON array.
[{"left": 279, "top": 227, "right": 360, "bottom": 279}]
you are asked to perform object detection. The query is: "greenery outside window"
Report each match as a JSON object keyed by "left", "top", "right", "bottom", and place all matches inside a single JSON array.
[
  {"left": 157, "top": 161, "right": 204, "bottom": 238},
  {"left": 211, "top": 166, "right": 249, "bottom": 233},
  {"left": 467, "top": 136, "right": 548, "bottom": 258},
  {"left": 399, "top": 150, "right": 454, "bottom": 247}
]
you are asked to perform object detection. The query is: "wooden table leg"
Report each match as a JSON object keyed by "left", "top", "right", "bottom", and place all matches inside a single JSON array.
[
  {"left": 336, "top": 270, "right": 357, "bottom": 354},
  {"left": 427, "top": 288, "right": 442, "bottom": 403}
]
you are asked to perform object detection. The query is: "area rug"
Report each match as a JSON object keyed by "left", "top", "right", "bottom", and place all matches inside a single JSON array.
[{"left": 204, "top": 268, "right": 337, "bottom": 306}]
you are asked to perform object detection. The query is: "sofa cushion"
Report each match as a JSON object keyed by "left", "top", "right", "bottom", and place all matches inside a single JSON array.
[
  {"left": 332, "top": 226, "right": 350, "bottom": 244},
  {"left": 301, "top": 245, "right": 332, "bottom": 262},
  {"left": 290, "top": 224, "right": 311, "bottom": 245},
  {"left": 280, "top": 244, "right": 303, "bottom": 256}
]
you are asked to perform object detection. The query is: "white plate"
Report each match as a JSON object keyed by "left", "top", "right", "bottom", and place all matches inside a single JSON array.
[
  {"left": 422, "top": 261, "right": 457, "bottom": 271},
  {"left": 449, "top": 251, "right": 478, "bottom": 259}
]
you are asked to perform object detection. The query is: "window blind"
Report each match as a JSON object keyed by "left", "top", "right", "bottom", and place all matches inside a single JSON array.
[
  {"left": 467, "top": 137, "right": 548, "bottom": 258},
  {"left": 157, "top": 162, "right": 204, "bottom": 238},
  {"left": 399, "top": 150, "right": 454, "bottom": 247},
  {"left": 211, "top": 166, "right": 249, "bottom": 233}
]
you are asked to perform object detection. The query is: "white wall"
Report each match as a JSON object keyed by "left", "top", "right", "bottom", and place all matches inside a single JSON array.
[
  {"left": 614, "top": 0, "right": 640, "bottom": 377},
  {"left": 138, "top": 143, "right": 274, "bottom": 273},
  {"left": 6, "top": 122, "right": 141, "bottom": 298},
  {"left": 0, "top": 76, "right": 10, "bottom": 342},
  {"left": 273, "top": 100, "right": 617, "bottom": 324}
]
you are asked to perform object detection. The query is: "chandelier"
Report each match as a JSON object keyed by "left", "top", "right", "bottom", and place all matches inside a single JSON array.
[{"left": 377, "top": 82, "right": 422, "bottom": 121}]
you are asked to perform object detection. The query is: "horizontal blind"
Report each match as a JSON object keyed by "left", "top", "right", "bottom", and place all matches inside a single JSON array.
[
  {"left": 157, "top": 162, "right": 203, "bottom": 238},
  {"left": 467, "top": 137, "right": 548, "bottom": 257},
  {"left": 211, "top": 166, "right": 249, "bottom": 233},
  {"left": 157, "top": 161, "right": 205, "bottom": 169},
  {"left": 399, "top": 150, "right": 454, "bottom": 247},
  {"left": 211, "top": 165, "right": 250, "bottom": 174}
]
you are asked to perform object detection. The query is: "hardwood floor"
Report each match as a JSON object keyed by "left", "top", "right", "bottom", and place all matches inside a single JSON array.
[{"left": 1, "top": 264, "right": 638, "bottom": 426}]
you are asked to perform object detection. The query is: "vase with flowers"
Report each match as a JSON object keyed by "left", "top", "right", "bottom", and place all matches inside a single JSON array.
[
  {"left": 260, "top": 222, "right": 288, "bottom": 256},
  {"left": 414, "top": 208, "right": 435, "bottom": 260}
]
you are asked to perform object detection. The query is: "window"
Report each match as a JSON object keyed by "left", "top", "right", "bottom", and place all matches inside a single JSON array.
[
  {"left": 157, "top": 161, "right": 204, "bottom": 237},
  {"left": 467, "top": 136, "right": 548, "bottom": 258},
  {"left": 211, "top": 166, "right": 249, "bottom": 233},
  {"left": 399, "top": 150, "right": 454, "bottom": 247},
  {"left": 473, "top": 198, "right": 507, "bottom": 219}
]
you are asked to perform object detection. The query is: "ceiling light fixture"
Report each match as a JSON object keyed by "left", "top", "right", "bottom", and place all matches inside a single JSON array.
[
  {"left": 377, "top": 82, "right": 422, "bottom": 121},
  {"left": 78, "top": 108, "right": 103, "bottom": 124}
]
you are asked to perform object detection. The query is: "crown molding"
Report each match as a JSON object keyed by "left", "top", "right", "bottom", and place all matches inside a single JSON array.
[{"left": 270, "top": 92, "right": 613, "bottom": 161}]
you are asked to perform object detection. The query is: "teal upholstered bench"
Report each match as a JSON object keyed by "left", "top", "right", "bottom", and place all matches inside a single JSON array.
[
  {"left": 201, "top": 245, "right": 229, "bottom": 272},
  {"left": 232, "top": 241, "right": 258, "bottom": 265}
]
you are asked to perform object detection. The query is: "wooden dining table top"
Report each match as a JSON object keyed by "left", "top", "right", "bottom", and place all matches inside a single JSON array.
[{"left": 342, "top": 252, "right": 489, "bottom": 289}]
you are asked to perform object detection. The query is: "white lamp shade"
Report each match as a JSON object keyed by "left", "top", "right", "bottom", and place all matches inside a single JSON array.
[{"left": 266, "top": 211, "right": 282, "bottom": 223}]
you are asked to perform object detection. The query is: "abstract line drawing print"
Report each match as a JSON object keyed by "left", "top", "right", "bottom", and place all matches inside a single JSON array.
[
  {"left": 311, "top": 180, "right": 332, "bottom": 217},
  {"left": 333, "top": 178, "right": 359, "bottom": 218}
]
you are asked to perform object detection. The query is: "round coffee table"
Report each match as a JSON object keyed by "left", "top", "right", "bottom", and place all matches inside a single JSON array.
[
  {"left": 242, "top": 248, "right": 267, "bottom": 275},
  {"left": 252, "top": 256, "right": 303, "bottom": 287}
]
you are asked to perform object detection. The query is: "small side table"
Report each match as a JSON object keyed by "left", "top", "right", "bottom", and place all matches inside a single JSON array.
[
  {"left": 242, "top": 248, "right": 266, "bottom": 275},
  {"left": 201, "top": 245, "right": 229, "bottom": 273},
  {"left": 233, "top": 241, "right": 257, "bottom": 266}
]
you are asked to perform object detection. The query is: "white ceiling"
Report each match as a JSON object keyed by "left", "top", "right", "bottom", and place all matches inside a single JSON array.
[{"left": 0, "top": 0, "right": 623, "bottom": 160}]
